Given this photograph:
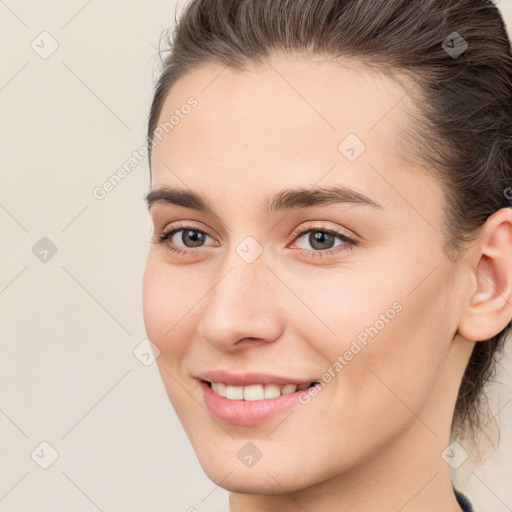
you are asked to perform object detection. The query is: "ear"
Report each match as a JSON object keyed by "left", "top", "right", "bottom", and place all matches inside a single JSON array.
[{"left": 456, "top": 207, "right": 512, "bottom": 342}]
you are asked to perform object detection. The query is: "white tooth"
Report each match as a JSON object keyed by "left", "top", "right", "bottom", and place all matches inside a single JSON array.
[
  {"left": 217, "top": 382, "right": 227, "bottom": 397},
  {"left": 213, "top": 382, "right": 304, "bottom": 400},
  {"left": 211, "top": 382, "right": 226, "bottom": 397},
  {"left": 225, "top": 385, "right": 244, "bottom": 400},
  {"left": 243, "top": 384, "right": 265, "bottom": 401},
  {"left": 264, "top": 384, "right": 282, "bottom": 399},
  {"left": 281, "top": 384, "right": 297, "bottom": 395}
]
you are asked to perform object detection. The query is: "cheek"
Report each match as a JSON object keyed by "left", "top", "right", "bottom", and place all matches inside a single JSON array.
[
  {"left": 142, "top": 261, "right": 198, "bottom": 417},
  {"left": 280, "top": 262, "right": 407, "bottom": 356},
  {"left": 320, "top": 263, "right": 455, "bottom": 434},
  {"left": 142, "top": 260, "right": 167, "bottom": 343},
  {"left": 288, "top": 257, "right": 455, "bottom": 423},
  {"left": 142, "top": 257, "right": 192, "bottom": 360}
]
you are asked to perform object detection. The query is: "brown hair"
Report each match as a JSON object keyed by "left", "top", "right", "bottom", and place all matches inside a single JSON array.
[{"left": 147, "top": 0, "right": 512, "bottom": 440}]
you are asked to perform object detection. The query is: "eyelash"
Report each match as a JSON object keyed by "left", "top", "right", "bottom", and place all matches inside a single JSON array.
[{"left": 151, "top": 222, "right": 358, "bottom": 259}]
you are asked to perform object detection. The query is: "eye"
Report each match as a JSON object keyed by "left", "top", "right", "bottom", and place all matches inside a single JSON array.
[
  {"left": 151, "top": 223, "right": 216, "bottom": 255},
  {"left": 290, "top": 225, "right": 357, "bottom": 258},
  {"left": 151, "top": 222, "right": 358, "bottom": 259}
]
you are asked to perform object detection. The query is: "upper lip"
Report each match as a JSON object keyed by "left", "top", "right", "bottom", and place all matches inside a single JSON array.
[{"left": 197, "top": 370, "right": 317, "bottom": 386}]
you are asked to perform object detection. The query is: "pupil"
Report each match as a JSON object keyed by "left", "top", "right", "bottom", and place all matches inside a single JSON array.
[
  {"left": 184, "top": 230, "right": 204, "bottom": 247},
  {"left": 311, "top": 231, "right": 334, "bottom": 250}
]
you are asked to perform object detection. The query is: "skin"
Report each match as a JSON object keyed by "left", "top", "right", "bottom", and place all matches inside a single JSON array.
[{"left": 142, "top": 56, "right": 512, "bottom": 512}]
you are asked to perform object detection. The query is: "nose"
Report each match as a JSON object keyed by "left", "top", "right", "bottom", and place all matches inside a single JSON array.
[{"left": 198, "top": 252, "right": 285, "bottom": 351}]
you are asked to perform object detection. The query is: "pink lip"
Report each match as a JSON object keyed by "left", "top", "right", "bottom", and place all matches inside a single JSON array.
[
  {"left": 197, "top": 369, "right": 315, "bottom": 387},
  {"left": 200, "top": 380, "right": 309, "bottom": 425}
]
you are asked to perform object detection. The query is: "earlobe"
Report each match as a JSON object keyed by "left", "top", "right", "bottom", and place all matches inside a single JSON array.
[{"left": 457, "top": 208, "right": 512, "bottom": 342}]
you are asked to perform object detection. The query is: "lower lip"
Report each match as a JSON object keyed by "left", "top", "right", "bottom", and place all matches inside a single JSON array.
[{"left": 200, "top": 380, "right": 307, "bottom": 426}]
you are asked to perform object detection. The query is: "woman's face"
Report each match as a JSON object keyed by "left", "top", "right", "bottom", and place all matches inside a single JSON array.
[{"left": 143, "top": 57, "right": 468, "bottom": 494}]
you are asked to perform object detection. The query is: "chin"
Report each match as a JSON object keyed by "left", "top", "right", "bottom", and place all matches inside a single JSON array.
[
  {"left": 192, "top": 444, "right": 316, "bottom": 495},
  {"left": 203, "top": 462, "right": 306, "bottom": 494}
]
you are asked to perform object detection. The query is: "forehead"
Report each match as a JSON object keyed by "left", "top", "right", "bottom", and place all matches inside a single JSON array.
[
  {"left": 149, "top": 56, "right": 435, "bottom": 213},
  {"left": 154, "top": 57, "right": 413, "bottom": 146}
]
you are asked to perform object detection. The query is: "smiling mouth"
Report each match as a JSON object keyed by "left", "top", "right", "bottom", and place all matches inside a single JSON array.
[{"left": 203, "top": 380, "right": 320, "bottom": 401}]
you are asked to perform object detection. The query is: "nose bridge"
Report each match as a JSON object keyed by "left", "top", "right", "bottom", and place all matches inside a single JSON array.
[{"left": 199, "top": 242, "right": 284, "bottom": 347}]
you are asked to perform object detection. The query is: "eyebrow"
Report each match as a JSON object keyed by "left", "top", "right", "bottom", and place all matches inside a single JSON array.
[{"left": 144, "top": 185, "right": 384, "bottom": 213}]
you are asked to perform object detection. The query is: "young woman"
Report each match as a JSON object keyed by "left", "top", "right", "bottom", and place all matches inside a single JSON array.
[{"left": 142, "top": 1, "right": 512, "bottom": 510}]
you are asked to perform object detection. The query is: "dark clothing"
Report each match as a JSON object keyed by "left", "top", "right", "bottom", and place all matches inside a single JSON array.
[{"left": 454, "top": 487, "right": 474, "bottom": 512}]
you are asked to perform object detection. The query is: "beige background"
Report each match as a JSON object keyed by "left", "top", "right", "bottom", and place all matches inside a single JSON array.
[{"left": 0, "top": 1, "right": 511, "bottom": 511}]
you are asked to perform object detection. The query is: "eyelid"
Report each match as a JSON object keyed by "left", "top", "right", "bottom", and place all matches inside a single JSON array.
[
  {"left": 289, "top": 221, "right": 358, "bottom": 244},
  {"left": 160, "top": 222, "right": 217, "bottom": 245},
  {"left": 158, "top": 221, "right": 356, "bottom": 241},
  {"left": 161, "top": 221, "right": 214, "bottom": 237}
]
